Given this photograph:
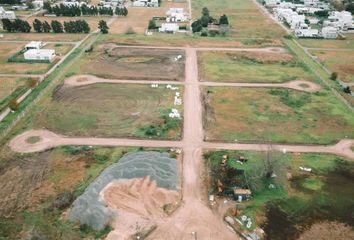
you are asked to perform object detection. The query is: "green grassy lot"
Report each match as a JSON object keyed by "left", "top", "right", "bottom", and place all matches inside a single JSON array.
[
  {"left": 30, "top": 83, "right": 182, "bottom": 139},
  {"left": 298, "top": 33, "right": 354, "bottom": 49},
  {"left": 0, "top": 77, "right": 28, "bottom": 110},
  {"left": 204, "top": 150, "right": 353, "bottom": 234},
  {"left": 203, "top": 87, "right": 354, "bottom": 144},
  {"left": 192, "top": 0, "right": 285, "bottom": 39},
  {"left": 310, "top": 50, "right": 354, "bottom": 84},
  {"left": 198, "top": 51, "right": 316, "bottom": 82},
  {"left": 0, "top": 146, "right": 170, "bottom": 239}
]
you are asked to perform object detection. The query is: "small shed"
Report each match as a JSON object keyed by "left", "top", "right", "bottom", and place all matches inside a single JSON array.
[
  {"left": 24, "top": 49, "right": 56, "bottom": 62},
  {"left": 233, "top": 188, "right": 251, "bottom": 201}
]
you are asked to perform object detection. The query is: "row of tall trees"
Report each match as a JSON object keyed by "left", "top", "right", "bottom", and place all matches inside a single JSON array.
[
  {"left": 44, "top": 3, "right": 127, "bottom": 17},
  {"left": 191, "top": 7, "right": 229, "bottom": 33},
  {"left": 2, "top": 18, "right": 91, "bottom": 33},
  {"left": 1, "top": 19, "right": 31, "bottom": 33}
]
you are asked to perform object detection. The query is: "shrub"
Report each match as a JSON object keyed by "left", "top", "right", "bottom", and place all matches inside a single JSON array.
[
  {"left": 8, "top": 99, "right": 19, "bottom": 111},
  {"left": 330, "top": 72, "right": 338, "bottom": 81}
]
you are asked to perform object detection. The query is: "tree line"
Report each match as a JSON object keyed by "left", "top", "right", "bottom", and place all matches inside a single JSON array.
[
  {"left": 1, "top": 18, "right": 91, "bottom": 33},
  {"left": 44, "top": 3, "right": 127, "bottom": 17},
  {"left": 192, "top": 7, "right": 229, "bottom": 33}
]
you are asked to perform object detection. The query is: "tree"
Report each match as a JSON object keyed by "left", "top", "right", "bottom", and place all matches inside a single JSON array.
[
  {"left": 33, "top": 19, "right": 43, "bottom": 33},
  {"left": 148, "top": 19, "right": 157, "bottom": 30},
  {"left": 202, "top": 7, "right": 210, "bottom": 17},
  {"left": 1, "top": 19, "right": 14, "bottom": 32},
  {"left": 98, "top": 20, "right": 109, "bottom": 34},
  {"left": 42, "top": 21, "right": 51, "bottom": 33},
  {"left": 13, "top": 19, "right": 31, "bottom": 32},
  {"left": 43, "top": 1, "right": 52, "bottom": 13},
  {"left": 219, "top": 14, "right": 229, "bottom": 25},
  {"left": 191, "top": 20, "right": 202, "bottom": 33},
  {"left": 345, "top": 3, "right": 354, "bottom": 14},
  {"left": 26, "top": 0, "right": 34, "bottom": 9},
  {"left": 304, "top": 18, "right": 310, "bottom": 25},
  {"left": 330, "top": 72, "right": 338, "bottom": 81},
  {"left": 51, "top": 20, "right": 63, "bottom": 33},
  {"left": 200, "top": 15, "right": 210, "bottom": 27}
]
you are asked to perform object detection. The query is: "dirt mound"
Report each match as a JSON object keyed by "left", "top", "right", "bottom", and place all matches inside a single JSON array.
[
  {"left": 298, "top": 221, "right": 354, "bottom": 240},
  {"left": 69, "top": 152, "right": 179, "bottom": 231},
  {"left": 102, "top": 177, "right": 179, "bottom": 240}
]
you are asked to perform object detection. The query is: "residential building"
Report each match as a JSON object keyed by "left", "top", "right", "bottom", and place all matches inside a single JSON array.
[
  {"left": 32, "top": 0, "right": 44, "bottom": 9},
  {"left": 295, "top": 28, "right": 319, "bottom": 38},
  {"left": 321, "top": 26, "right": 338, "bottom": 39},
  {"left": 24, "top": 49, "right": 56, "bottom": 61},
  {"left": 264, "top": 0, "right": 278, "bottom": 7},
  {"left": 326, "top": 11, "right": 353, "bottom": 31},
  {"left": 0, "top": 7, "right": 16, "bottom": 20},
  {"left": 233, "top": 189, "right": 251, "bottom": 201},
  {"left": 132, "top": 0, "right": 158, "bottom": 7},
  {"left": 166, "top": 8, "right": 187, "bottom": 22}
]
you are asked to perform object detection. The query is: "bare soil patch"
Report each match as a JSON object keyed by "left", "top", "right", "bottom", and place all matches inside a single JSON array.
[{"left": 79, "top": 44, "right": 185, "bottom": 80}]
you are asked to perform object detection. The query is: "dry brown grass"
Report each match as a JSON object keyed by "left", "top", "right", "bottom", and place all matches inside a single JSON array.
[
  {"left": 0, "top": 77, "right": 27, "bottom": 101},
  {"left": 0, "top": 33, "right": 85, "bottom": 42}
]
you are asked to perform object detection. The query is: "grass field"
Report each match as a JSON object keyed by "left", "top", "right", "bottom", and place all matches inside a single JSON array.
[
  {"left": 298, "top": 33, "right": 354, "bottom": 49},
  {"left": 0, "top": 42, "right": 73, "bottom": 74},
  {"left": 310, "top": 50, "right": 354, "bottom": 84},
  {"left": 30, "top": 83, "right": 182, "bottom": 139},
  {"left": 69, "top": 44, "right": 185, "bottom": 80},
  {"left": 192, "top": 0, "right": 285, "bottom": 39},
  {"left": 0, "top": 33, "right": 86, "bottom": 42},
  {"left": 198, "top": 51, "right": 316, "bottom": 83},
  {"left": 203, "top": 87, "right": 354, "bottom": 144},
  {"left": 0, "top": 77, "right": 27, "bottom": 103},
  {"left": 110, "top": 1, "right": 187, "bottom": 34}
]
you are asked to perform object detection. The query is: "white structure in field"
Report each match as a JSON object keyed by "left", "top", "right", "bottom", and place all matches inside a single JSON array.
[
  {"left": 0, "top": 7, "right": 16, "bottom": 20},
  {"left": 264, "top": 0, "right": 278, "bottom": 7},
  {"left": 166, "top": 8, "right": 187, "bottom": 22},
  {"left": 32, "top": 0, "right": 44, "bottom": 9},
  {"left": 159, "top": 23, "right": 179, "bottom": 33},
  {"left": 25, "top": 41, "right": 43, "bottom": 50},
  {"left": 321, "top": 26, "right": 338, "bottom": 39},
  {"left": 133, "top": 0, "right": 158, "bottom": 7},
  {"left": 24, "top": 49, "right": 56, "bottom": 61},
  {"left": 324, "top": 11, "right": 353, "bottom": 31}
]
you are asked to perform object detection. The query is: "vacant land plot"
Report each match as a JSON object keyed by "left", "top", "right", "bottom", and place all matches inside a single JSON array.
[
  {"left": 30, "top": 83, "right": 182, "bottom": 139},
  {"left": 198, "top": 51, "right": 316, "bottom": 83},
  {"left": 0, "top": 77, "right": 29, "bottom": 111},
  {"left": 298, "top": 33, "right": 354, "bottom": 49},
  {"left": 110, "top": 1, "right": 187, "bottom": 34},
  {"left": 0, "top": 42, "right": 73, "bottom": 74},
  {"left": 310, "top": 50, "right": 354, "bottom": 84},
  {"left": 0, "top": 33, "right": 85, "bottom": 42},
  {"left": 192, "top": 0, "right": 285, "bottom": 39},
  {"left": 26, "top": 16, "right": 110, "bottom": 33},
  {"left": 72, "top": 44, "right": 185, "bottom": 80},
  {"left": 203, "top": 87, "right": 354, "bottom": 144}
]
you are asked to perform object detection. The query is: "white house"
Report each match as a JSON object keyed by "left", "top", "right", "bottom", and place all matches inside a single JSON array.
[
  {"left": 264, "top": 0, "right": 278, "bottom": 7},
  {"left": 25, "top": 41, "right": 43, "bottom": 50},
  {"left": 0, "top": 7, "right": 16, "bottom": 20},
  {"left": 166, "top": 8, "right": 187, "bottom": 22},
  {"left": 295, "top": 28, "right": 319, "bottom": 38},
  {"left": 159, "top": 23, "right": 179, "bottom": 33},
  {"left": 326, "top": 11, "right": 353, "bottom": 31},
  {"left": 321, "top": 26, "right": 338, "bottom": 39},
  {"left": 24, "top": 49, "right": 56, "bottom": 61}
]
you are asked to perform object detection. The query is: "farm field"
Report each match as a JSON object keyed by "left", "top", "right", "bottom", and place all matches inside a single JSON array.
[
  {"left": 70, "top": 44, "right": 185, "bottom": 80},
  {"left": 298, "top": 33, "right": 354, "bottom": 49},
  {"left": 26, "top": 16, "right": 110, "bottom": 33},
  {"left": 192, "top": 0, "right": 285, "bottom": 39},
  {"left": 198, "top": 51, "right": 316, "bottom": 83},
  {"left": 204, "top": 150, "right": 354, "bottom": 239},
  {"left": 203, "top": 87, "right": 354, "bottom": 144},
  {"left": 0, "top": 42, "right": 73, "bottom": 74},
  {"left": 29, "top": 83, "right": 183, "bottom": 139},
  {"left": 310, "top": 50, "right": 354, "bottom": 84},
  {"left": 110, "top": 1, "right": 188, "bottom": 34},
  {"left": 0, "top": 145, "right": 155, "bottom": 239}
]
